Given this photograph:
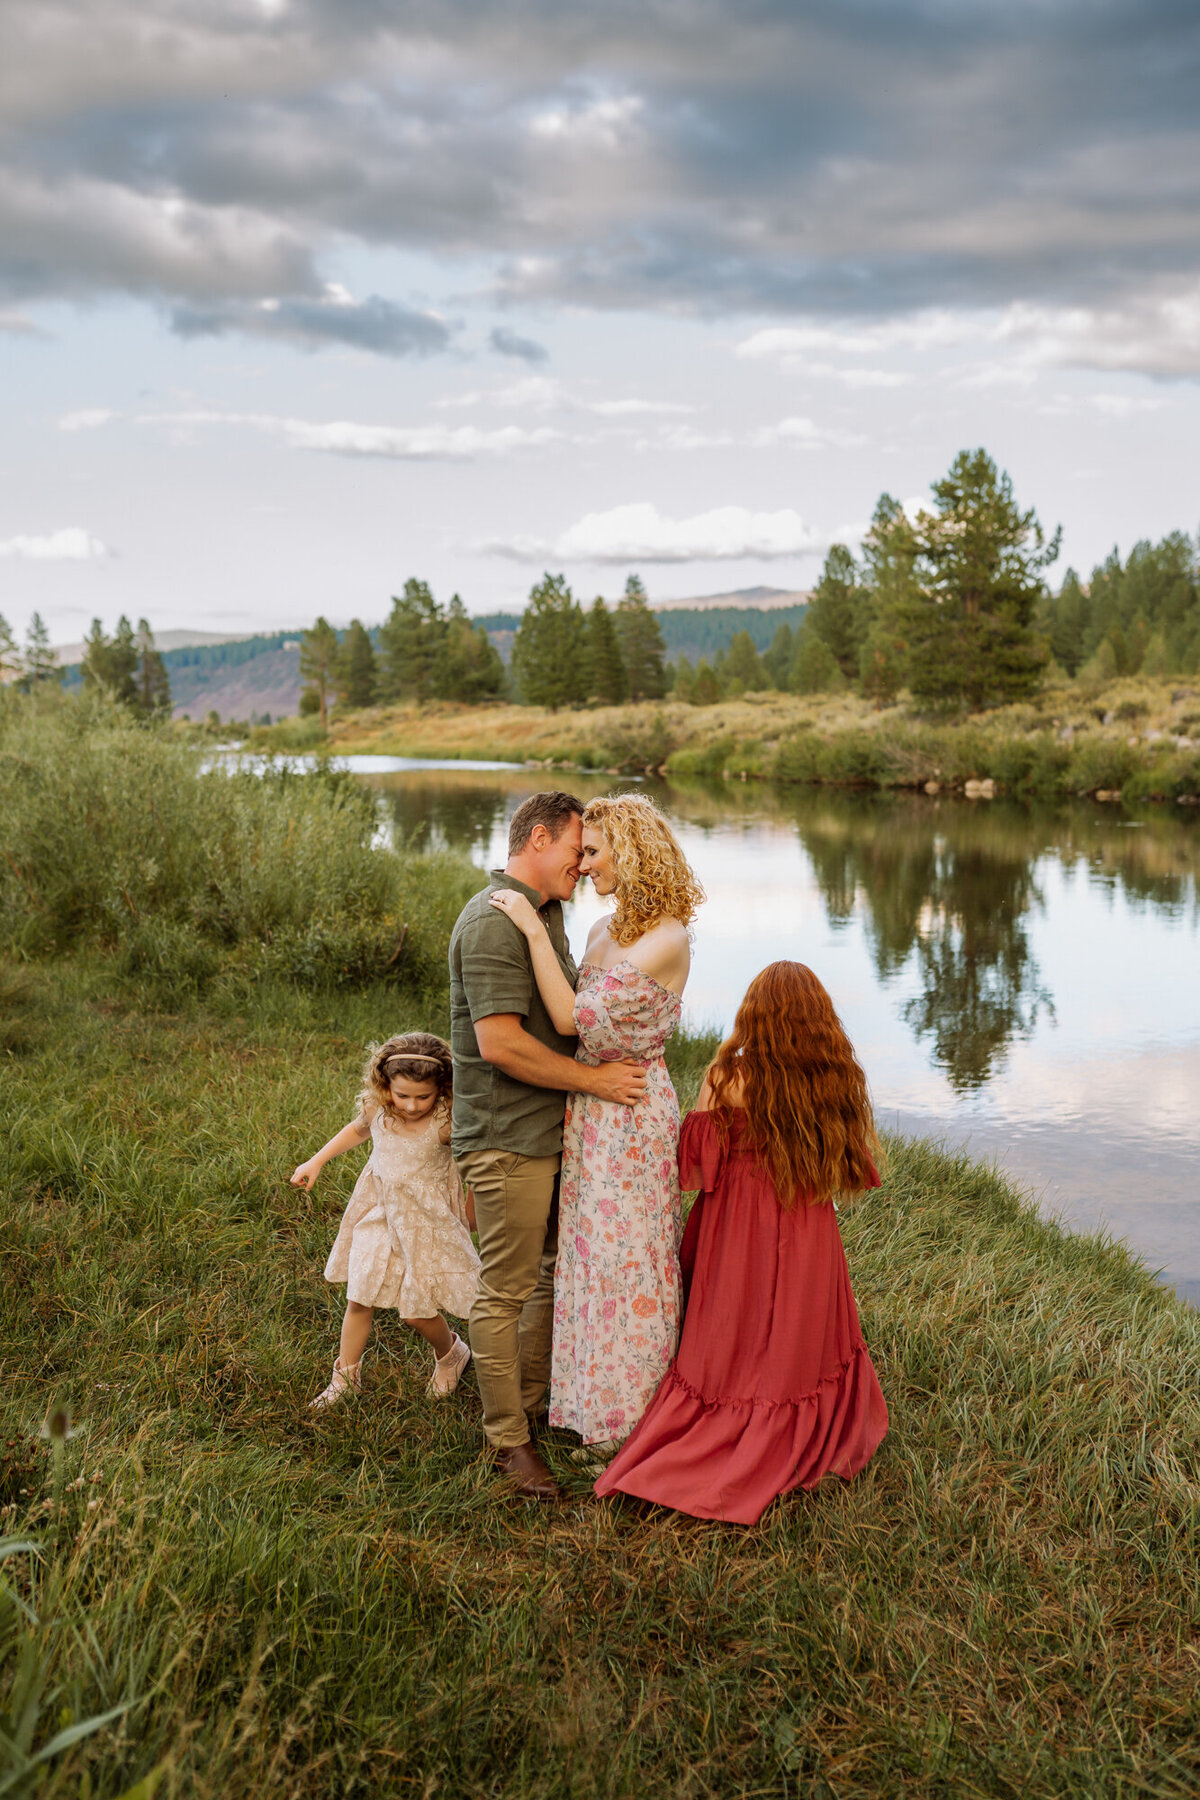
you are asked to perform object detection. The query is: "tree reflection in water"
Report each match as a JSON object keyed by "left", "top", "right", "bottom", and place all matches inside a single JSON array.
[
  {"left": 359, "top": 764, "right": 1197, "bottom": 1097},
  {"left": 790, "top": 798, "right": 1052, "bottom": 1089}
]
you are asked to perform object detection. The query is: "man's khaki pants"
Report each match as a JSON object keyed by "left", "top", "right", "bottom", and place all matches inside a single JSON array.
[{"left": 458, "top": 1150, "right": 560, "bottom": 1450}]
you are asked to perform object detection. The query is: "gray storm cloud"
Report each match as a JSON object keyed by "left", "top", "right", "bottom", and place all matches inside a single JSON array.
[{"left": 3, "top": 1, "right": 1199, "bottom": 367}]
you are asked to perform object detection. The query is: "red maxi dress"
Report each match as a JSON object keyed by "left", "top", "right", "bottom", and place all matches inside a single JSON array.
[{"left": 594, "top": 1109, "right": 888, "bottom": 1525}]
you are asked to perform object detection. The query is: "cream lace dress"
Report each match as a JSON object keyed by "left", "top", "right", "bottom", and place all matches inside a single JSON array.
[{"left": 324, "top": 1102, "right": 480, "bottom": 1318}]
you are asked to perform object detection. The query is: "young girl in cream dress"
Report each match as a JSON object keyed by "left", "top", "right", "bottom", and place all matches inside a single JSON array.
[{"left": 291, "top": 1032, "right": 481, "bottom": 1408}]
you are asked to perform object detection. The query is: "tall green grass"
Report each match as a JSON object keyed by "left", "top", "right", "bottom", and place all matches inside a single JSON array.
[
  {"left": 0, "top": 689, "right": 485, "bottom": 1002},
  {"left": 3, "top": 959, "right": 1198, "bottom": 1798},
  {"left": 766, "top": 720, "right": 1200, "bottom": 800},
  {"left": 2, "top": 695, "right": 1199, "bottom": 1797}
]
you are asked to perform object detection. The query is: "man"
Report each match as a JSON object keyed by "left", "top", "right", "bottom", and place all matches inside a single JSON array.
[{"left": 449, "top": 790, "right": 648, "bottom": 1500}]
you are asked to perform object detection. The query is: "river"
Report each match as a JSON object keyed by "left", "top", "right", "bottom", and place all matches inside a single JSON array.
[{"left": 343, "top": 757, "right": 1200, "bottom": 1303}]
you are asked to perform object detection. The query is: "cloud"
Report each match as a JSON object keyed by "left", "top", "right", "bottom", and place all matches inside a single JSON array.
[
  {"left": 0, "top": 527, "right": 112, "bottom": 560},
  {"left": 59, "top": 409, "right": 117, "bottom": 431},
  {"left": 480, "top": 501, "right": 840, "bottom": 564},
  {"left": 752, "top": 416, "right": 867, "bottom": 450},
  {"left": 587, "top": 397, "right": 696, "bottom": 417},
  {"left": 634, "top": 425, "right": 735, "bottom": 452},
  {"left": 171, "top": 292, "right": 452, "bottom": 357},
  {"left": 6, "top": 4, "right": 1200, "bottom": 374},
  {"left": 139, "top": 409, "right": 563, "bottom": 460},
  {"left": 489, "top": 326, "right": 549, "bottom": 364},
  {"left": 434, "top": 379, "right": 697, "bottom": 419}
]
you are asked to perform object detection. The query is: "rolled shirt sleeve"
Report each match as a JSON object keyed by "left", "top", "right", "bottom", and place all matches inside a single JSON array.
[{"left": 455, "top": 910, "right": 533, "bottom": 1023}]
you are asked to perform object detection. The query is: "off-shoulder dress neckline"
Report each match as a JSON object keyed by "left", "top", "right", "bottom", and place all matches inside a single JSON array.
[{"left": 578, "top": 956, "right": 683, "bottom": 1003}]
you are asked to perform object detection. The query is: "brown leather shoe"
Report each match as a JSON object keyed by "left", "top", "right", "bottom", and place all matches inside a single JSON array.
[{"left": 492, "top": 1441, "right": 564, "bottom": 1502}]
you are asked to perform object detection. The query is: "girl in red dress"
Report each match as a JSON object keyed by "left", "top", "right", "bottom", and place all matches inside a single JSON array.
[{"left": 594, "top": 961, "right": 888, "bottom": 1525}]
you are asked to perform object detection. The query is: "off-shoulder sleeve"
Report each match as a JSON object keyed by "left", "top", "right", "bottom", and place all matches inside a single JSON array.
[{"left": 678, "top": 1109, "right": 726, "bottom": 1193}]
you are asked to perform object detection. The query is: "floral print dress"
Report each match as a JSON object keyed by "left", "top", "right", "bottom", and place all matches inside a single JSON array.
[
  {"left": 323, "top": 1102, "right": 480, "bottom": 1319},
  {"left": 549, "top": 960, "right": 684, "bottom": 1444}
]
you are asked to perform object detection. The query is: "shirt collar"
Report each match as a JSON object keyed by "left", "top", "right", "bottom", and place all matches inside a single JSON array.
[{"left": 489, "top": 869, "right": 557, "bottom": 913}]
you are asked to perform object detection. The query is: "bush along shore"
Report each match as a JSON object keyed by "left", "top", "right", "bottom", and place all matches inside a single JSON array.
[
  {"left": 3, "top": 692, "right": 1200, "bottom": 1797},
  {"left": 321, "top": 674, "right": 1200, "bottom": 804}
]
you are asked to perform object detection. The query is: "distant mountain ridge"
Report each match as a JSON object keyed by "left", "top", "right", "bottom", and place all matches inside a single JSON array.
[{"left": 648, "top": 584, "right": 810, "bottom": 612}]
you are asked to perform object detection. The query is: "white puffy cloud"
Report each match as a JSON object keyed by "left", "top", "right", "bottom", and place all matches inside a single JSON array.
[
  {"left": 0, "top": 527, "right": 112, "bottom": 560},
  {"left": 480, "top": 501, "right": 842, "bottom": 564}
]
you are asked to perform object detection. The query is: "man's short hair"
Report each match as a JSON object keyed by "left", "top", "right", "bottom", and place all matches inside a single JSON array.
[{"left": 508, "top": 790, "right": 585, "bottom": 856}]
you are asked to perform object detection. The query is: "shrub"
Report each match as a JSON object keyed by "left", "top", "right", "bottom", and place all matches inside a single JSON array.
[{"left": 0, "top": 691, "right": 437, "bottom": 991}]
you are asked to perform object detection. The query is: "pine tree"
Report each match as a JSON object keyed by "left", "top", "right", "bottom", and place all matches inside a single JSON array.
[
  {"left": 857, "top": 493, "right": 919, "bottom": 699},
  {"left": 858, "top": 624, "right": 905, "bottom": 708},
  {"left": 671, "top": 658, "right": 696, "bottom": 703},
  {"left": 432, "top": 596, "right": 505, "bottom": 703},
  {"left": 377, "top": 579, "right": 444, "bottom": 703},
  {"left": 791, "top": 628, "right": 843, "bottom": 694},
  {"left": 723, "top": 629, "right": 767, "bottom": 691},
  {"left": 762, "top": 622, "right": 795, "bottom": 689},
  {"left": 78, "top": 615, "right": 137, "bottom": 702},
  {"left": 299, "top": 616, "right": 340, "bottom": 725},
  {"left": 337, "top": 620, "right": 378, "bottom": 709},
  {"left": 807, "top": 544, "right": 866, "bottom": 678},
  {"left": 691, "top": 660, "right": 720, "bottom": 706},
  {"left": 584, "top": 597, "right": 627, "bottom": 704},
  {"left": 82, "top": 615, "right": 137, "bottom": 703},
  {"left": 1045, "top": 569, "right": 1090, "bottom": 675},
  {"left": 109, "top": 617, "right": 139, "bottom": 706},
  {"left": 614, "top": 574, "right": 667, "bottom": 701},
  {"left": 892, "top": 452, "right": 1058, "bottom": 712},
  {"left": 135, "top": 619, "right": 171, "bottom": 715},
  {"left": 511, "top": 573, "right": 587, "bottom": 710},
  {"left": 80, "top": 618, "right": 111, "bottom": 693},
  {"left": 0, "top": 612, "right": 22, "bottom": 684},
  {"left": 22, "top": 613, "right": 62, "bottom": 689}
]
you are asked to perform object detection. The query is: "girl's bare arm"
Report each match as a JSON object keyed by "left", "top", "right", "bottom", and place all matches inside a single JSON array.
[
  {"left": 290, "top": 1117, "right": 370, "bottom": 1189},
  {"left": 487, "top": 890, "right": 578, "bottom": 1034}
]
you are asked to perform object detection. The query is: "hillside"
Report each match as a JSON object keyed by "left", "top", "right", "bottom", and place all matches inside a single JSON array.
[
  {"left": 170, "top": 645, "right": 302, "bottom": 722},
  {"left": 650, "top": 583, "right": 811, "bottom": 611},
  {"left": 472, "top": 602, "right": 808, "bottom": 667}
]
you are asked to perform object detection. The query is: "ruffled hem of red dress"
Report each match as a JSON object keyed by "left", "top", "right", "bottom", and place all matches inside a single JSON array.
[{"left": 593, "top": 1341, "right": 888, "bottom": 1526}]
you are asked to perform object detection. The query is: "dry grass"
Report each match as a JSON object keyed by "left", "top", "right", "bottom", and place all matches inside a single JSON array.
[
  {"left": 327, "top": 676, "right": 1198, "bottom": 769},
  {"left": 326, "top": 690, "right": 905, "bottom": 766}
]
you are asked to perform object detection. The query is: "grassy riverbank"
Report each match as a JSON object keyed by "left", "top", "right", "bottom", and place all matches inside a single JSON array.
[
  {"left": 3, "top": 697, "right": 1199, "bottom": 1796},
  {"left": 318, "top": 674, "right": 1200, "bottom": 803}
]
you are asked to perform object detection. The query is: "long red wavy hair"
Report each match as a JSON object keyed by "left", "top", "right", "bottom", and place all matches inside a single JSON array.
[{"left": 706, "top": 961, "right": 880, "bottom": 1207}]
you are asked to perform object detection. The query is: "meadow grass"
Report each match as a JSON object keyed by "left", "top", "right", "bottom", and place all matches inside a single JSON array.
[
  {"left": 2, "top": 955, "right": 1199, "bottom": 1799},
  {"left": 3, "top": 698, "right": 1199, "bottom": 1797},
  {"left": 323, "top": 677, "right": 1200, "bottom": 803}
]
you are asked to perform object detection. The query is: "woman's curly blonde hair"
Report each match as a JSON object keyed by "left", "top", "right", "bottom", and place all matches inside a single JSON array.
[
  {"left": 357, "top": 1032, "right": 453, "bottom": 1123},
  {"left": 583, "top": 794, "right": 705, "bottom": 948}
]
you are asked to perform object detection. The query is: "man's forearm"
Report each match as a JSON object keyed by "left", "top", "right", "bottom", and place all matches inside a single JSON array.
[{"left": 486, "top": 1031, "right": 588, "bottom": 1093}]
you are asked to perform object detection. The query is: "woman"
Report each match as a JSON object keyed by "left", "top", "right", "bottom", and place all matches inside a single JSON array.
[
  {"left": 595, "top": 961, "right": 888, "bottom": 1525},
  {"left": 489, "top": 793, "right": 704, "bottom": 1456}
]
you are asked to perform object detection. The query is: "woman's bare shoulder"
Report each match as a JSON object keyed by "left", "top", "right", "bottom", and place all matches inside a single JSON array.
[
  {"left": 583, "top": 912, "right": 615, "bottom": 956},
  {"left": 625, "top": 915, "right": 691, "bottom": 990}
]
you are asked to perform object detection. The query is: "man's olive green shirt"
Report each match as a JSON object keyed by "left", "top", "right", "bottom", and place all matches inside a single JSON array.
[{"left": 448, "top": 871, "right": 580, "bottom": 1159}]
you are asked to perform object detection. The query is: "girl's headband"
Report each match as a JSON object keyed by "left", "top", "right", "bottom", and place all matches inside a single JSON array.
[{"left": 382, "top": 1051, "right": 445, "bottom": 1068}]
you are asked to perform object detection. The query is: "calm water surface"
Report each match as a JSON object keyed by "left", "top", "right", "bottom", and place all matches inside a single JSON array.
[{"left": 346, "top": 760, "right": 1200, "bottom": 1302}]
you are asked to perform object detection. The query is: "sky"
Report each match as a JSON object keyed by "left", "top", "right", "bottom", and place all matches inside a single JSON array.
[{"left": 3, "top": 0, "right": 1200, "bottom": 646}]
